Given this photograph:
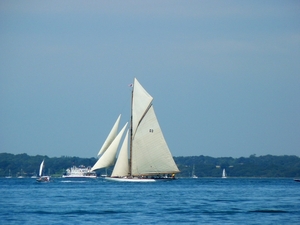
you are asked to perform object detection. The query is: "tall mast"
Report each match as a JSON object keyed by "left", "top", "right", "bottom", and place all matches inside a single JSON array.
[{"left": 129, "top": 80, "right": 134, "bottom": 176}]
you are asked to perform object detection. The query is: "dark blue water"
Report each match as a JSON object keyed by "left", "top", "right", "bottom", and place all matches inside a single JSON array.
[{"left": 1, "top": 178, "right": 299, "bottom": 224}]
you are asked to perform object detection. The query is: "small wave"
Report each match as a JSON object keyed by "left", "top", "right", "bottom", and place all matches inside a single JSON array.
[
  {"left": 65, "top": 209, "right": 127, "bottom": 215},
  {"left": 249, "top": 209, "right": 288, "bottom": 213},
  {"left": 202, "top": 210, "right": 241, "bottom": 215},
  {"left": 60, "top": 180, "right": 87, "bottom": 183},
  {"left": 32, "top": 209, "right": 128, "bottom": 215},
  {"left": 31, "top": 210, "right": 53, "bottom": 215}
]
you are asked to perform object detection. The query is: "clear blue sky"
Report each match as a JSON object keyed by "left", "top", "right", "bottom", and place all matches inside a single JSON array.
[{"left": 1, "top": 1, "right": 299, "bottom": 158}]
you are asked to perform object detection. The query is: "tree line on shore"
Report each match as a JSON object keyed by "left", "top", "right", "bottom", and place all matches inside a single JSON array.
[{"left": 0, "top": 153, "right": 300, "bottom": 178}]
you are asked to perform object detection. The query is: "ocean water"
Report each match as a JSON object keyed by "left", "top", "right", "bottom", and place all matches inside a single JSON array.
[{"left": 0, "top": 178, "right": 299, "bottom": 224}]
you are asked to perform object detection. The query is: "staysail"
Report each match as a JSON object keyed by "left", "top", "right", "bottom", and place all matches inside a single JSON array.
[
  {"left": 97, "top": 115, "right": 121, "bottom": 156},
  {"left": 91, "top": 123, "right": 127, "bottom": 171},
  {"left": 111, "top": 130, "right": 129, "bottom": 177}
]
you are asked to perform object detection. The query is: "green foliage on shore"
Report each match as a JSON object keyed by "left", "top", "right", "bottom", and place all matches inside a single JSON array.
[
  {"left": 1, "top": 153, "right": 300, "bottom": 178},
  {"left": 175, "top": 154, "right": 300, "bottom": 177},
  {"left": 0, "top": 153, "right": 97, "bottom": 177}
]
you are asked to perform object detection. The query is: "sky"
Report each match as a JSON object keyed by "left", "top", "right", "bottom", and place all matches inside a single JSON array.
[{"left": 1, "top": 1, "right": 299, "bottom": 159}]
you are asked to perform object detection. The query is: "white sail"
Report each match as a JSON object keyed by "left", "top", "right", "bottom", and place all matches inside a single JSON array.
[
  {"left": 131, "top": 105, "right": 179, "bottom": 175},
  {"left": 91, "top": 123, "right": 127, "bottom": 171},
  {"left": 132, "top": 78, "right": 153, "bottom": 136},
  {"left": 222, "top": 169, "right": 227, "bottom": 178},
  {"left": 39, "top": 160, "right": 44, "bottom": 177},
  {"left": 97, "top": 114, "right": 121, "bottom": 156},
  {"left": 192, "top": 165, "right": 198, "bottom": 178},
  {"left": 111, "top": 130, "right": 129, "bottom": 177}
]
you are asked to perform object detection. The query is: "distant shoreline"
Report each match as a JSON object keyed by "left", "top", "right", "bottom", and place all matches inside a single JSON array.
[{"left": 1, "top": 153, "right": 300, "bottom": 178}]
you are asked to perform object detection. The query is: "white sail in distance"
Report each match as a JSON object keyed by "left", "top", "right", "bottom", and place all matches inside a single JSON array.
[
  {"left": 222, "top": 169, "right": 227, "bottom": 178},
  {"left": 39, "top": 160, "right": 44, "bottom": 177}
]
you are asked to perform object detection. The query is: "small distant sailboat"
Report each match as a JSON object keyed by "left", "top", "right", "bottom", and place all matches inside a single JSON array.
[
  {"left": 101, "top": 168, "right": 108, "bottom": 177},
  {"left": 17, "top": 169, "right": 24, "bottom": 178},
  {"left": 31, "top": 171, "right": 37, "bottom": 178},
  {"left": 222, "top": 168, "right": 227, "bottom": 178},
  {"left": 5, "top": 169, "right": 12, "bottom": 178},
  {"left": 36, "top": 160, "right": 50, "bottom": 182},
  {"left": 91, "top": 78, "right": 180, "bottom": 182},
  {"left": 192, "top": 165, "right": 198, "bottom": 179}
]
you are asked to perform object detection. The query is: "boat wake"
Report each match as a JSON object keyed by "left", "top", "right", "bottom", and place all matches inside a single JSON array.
[{"left": 60, "top": 180, "right": 88, "bottom": 183}]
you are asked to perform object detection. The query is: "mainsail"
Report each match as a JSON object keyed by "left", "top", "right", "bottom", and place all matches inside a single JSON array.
[
  {"left": 131, "top": 78, "right": 179, "bottom": 175},
  {"left": 39, "top": 160, "right": 44, "bottom": 177},
  {"left": 36, "top": 160, "right": 50, "bottom": 182},
  {"left": 222, "top": 169, "right": 227, "bottom": 178}
]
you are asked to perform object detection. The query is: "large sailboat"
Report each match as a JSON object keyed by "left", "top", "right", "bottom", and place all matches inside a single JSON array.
[{"left": 91, "top": 78, "right": 180, "bottom": 182}]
